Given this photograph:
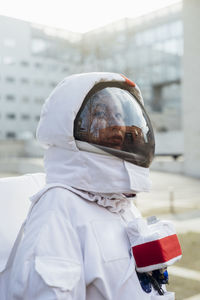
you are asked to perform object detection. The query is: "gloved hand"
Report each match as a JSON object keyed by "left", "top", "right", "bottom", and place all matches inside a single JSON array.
[{"left": 126, "top": 216, "right": 182, "bottom": 273}]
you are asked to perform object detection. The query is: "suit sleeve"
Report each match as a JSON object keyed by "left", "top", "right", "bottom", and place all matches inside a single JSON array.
[{"left": 12, "top": 208, "right": 85, "bottom": 300}]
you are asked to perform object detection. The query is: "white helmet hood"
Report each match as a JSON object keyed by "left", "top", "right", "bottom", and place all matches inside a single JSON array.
[{"left": 37, "top": 72, "right": 151, "bottom": 194}]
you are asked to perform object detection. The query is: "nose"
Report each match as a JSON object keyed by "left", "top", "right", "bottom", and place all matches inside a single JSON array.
[{"left": 108, "top": 114, "right": 124, "bottom": 127}]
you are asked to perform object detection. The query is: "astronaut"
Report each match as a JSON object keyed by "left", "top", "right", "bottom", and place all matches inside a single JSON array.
[{"left": 0, "top": 72, "right": 178, "bottom": 299}]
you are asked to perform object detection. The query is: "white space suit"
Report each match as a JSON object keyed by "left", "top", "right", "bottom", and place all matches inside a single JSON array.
[{"left": 0, "top": 72, "right": 176, "bottom": 299}]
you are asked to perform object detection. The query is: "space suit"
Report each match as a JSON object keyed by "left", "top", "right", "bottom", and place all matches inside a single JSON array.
[{"left": 0, "top": 72, "right": 180, "bottom": 299}]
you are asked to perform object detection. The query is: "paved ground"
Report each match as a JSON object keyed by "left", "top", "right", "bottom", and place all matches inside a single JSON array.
[
  {"left": 184, "top": 294, "right": 200, "bottom": 300},
  {"left": 169, "top": 266, "right": 200, "bottom": 281},
  {"left": 136, "top": 170, "right": 200, "bottom": 233},
  {"left": 137, "top": 170, "right": 200, "bottom": 209}
]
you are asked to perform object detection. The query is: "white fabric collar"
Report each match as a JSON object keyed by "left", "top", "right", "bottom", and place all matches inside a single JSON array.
[
  {"left": 44, "top": 146, "right": 151, "bottom": 194},
  {"left": 30, "top": 183, "right": 132, "bottom": 213},
  {"left": 74, "top": 189, "right": 132, "bottom": 213}
]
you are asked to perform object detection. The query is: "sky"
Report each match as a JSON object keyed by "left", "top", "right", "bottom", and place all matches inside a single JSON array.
[{"left": 0, "top": 0, "right": 182, "bottom": 33}]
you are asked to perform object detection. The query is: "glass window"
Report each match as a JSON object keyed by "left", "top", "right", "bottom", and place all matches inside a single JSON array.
[
  {"left": 21, "top": 78, "right": 29, "bottom": 84},
  {"left": 35, "top": 97, "right": 43, "bottom": 104},
  {"left": 49, "top": 81, "right": 57, "bottom": 88},
  {"left": 35, "top": 62, "right": 42, "bottom": 68},
  {"left": 177, "top": 38, "right": 183, "bottom": 56},
  {"left": 6, "top": 77, "right": 15, "bottom": 83},
  {"left": 62, "top": 67, "right": 68, "bottom": 73},
  {"left": 6, "top": 94, "right": 15, "bottom": 101},
  {"left": 6, "top": 132, "right": 16, "bottom": 138},
  {"left": 143, "top": 29, "right": 154, "bottom": 45},
  {"left": 4, "top": 38, "right": 16, "bottom": 47},
  {"left": 34, "top": 79, "right": 44, "bottom": 86},
  {"left": 153, "top": 42, "right": 163, "bottom": 52},
  {"left": 156, "top": 24, "right": 168, "bottom": 41},
  {"left": 21, "top": 61, "right": 29, "bottom": 67},
  {"left": 48, "top": 64, "right": 58, "bottom": 71},
  {"left": 31, "top": 38, "right": 47, "bottom": 54},
  {"left": 163, "top": 39, "right": 179, "bottom": 55},
  {"left": 170, "top": 20, "right": 183, "bottom": 37},
  {"left": 135, "top": 33, "right": 142, "bottom": 47},
  {"left": 7, "top": 113, "right": 16, "bottom": 119},
  {"left": 3, "top": 57, "right": 15, "bottom": 65},
  {"left": 21, "top": 114, "right": 30, "bottom": 120},
  {"left": 151, "top": 50, "right": 162, "bottom": 64},
  {"left": 22, "top": 96, "right": 29, "bottom": 102}
]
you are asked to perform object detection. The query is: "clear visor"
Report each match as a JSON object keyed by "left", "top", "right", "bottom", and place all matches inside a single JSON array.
[{"left": 74, "top": 87, "right": 155, "bottom": 167}]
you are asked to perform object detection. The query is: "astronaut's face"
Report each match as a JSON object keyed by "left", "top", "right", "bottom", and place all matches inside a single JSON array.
[
  {"left": 89, "top": 97, "right": 126, "bottom": 150},
  {"left": 74, "top": 86, "right": 155, "bottom": 167}
]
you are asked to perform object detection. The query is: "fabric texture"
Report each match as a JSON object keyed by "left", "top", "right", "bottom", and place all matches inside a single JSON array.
[
  {"left": 30, "top": 182, "right": 133, "bottom": 214},
  {"left": 35, "top": 256, "right": 81, "bottom": 292}
]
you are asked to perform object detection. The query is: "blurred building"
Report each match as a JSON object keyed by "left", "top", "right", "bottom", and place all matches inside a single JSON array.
[
  {"left": 82, "top": 3, "right": 183, "bottom": 132},
  {"left": 183, "top": 0, "right": 200, "bottom": 178},
  {"left": 0, "top": 16, "right": 81, "bottom": 140},
  {"left": 0, "top": 2, "right": 183, "bottom": 140}
]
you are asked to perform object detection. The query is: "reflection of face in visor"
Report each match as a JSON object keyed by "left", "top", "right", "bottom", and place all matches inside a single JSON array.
[
  {"left": 90, "top": 97, "right": 126, "bottom": 150},
  {"left": 74, "top": 87, "right": 155, "bottom": 167}
]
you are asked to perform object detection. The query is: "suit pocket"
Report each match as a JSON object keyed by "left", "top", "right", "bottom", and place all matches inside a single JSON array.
[{"left": 35, "top": 256, "right": 81, "bottom": 292}]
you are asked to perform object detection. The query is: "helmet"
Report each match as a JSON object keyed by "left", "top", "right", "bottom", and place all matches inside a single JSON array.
[{"left": 74, "top": 79, "right": 155, "bottom": 168}]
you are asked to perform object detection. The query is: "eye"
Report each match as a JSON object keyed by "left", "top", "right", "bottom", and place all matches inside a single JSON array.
[
  {"left": 94, "top": 111, "right": 106, "bottom": 118},
  {"left": 115, "top": 113, "right": 122, "bottom": 119}
]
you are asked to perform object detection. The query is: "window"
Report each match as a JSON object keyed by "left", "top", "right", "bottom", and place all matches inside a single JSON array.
[
  {"left": 21, "top": 114, "right": 30, "bottom": 120},
  {"left": 31, "top": 38, "right": 47, "bottom": 54},
  {"left": 156, "top": 24, "right": 168, "bottom": 41},
  {"left": 3, "top": 57, "right": 15, "bottom": 65},
  {"left": 170, "top": 21, "right": 183, "bottom": 37},
  {"left": 6, "top": 132, "right": 16, "bottom": 138},
  {"left": 21, "top": 61, "right": 29, "bottom": 67},
  {"left": 35, "top": 97, "right": 43, "bottom": 104},
  {"left": 142, "top": 29, "right": 155, "bottom": 45},
  {"left": 6, "top": 77, "right": 15, "bottom": 83},
  {"left": 6, "top": 94, "right": 15, "bottom": 101},
  {"left": 22, "top": 96, "right": 29, "bottom": 103},
  {"left": 135, "top": 33, "right": 143, "bottom": 47},
  {"left": 34, "top": 79, "right": 44, "bottom": 86},
  {"left": 48, "top": 64, "right": 58, "bottom": 71},
  {"left": 35, "top": 115, "right": 40, "bottom": 121},
  {"left": 21, "top": 78, "right": 29, "bottom": 84},
  {"left": 62, "top": 67, "right": 68, "bottom": 73},
  {"left": 163, "top": 39, "right": 179, "bottom": 55},
  {"left": 4, "top": 38, "right": 16, "bottom": 47},
  {"left": 7, "top": 113, "right": 16, "bottom": 119},
  {"left": 49, "top": 81, "right": 57, "bottom": 88},
  {"left": 35, "top": 62, "right": 42, "bottom": 69}
]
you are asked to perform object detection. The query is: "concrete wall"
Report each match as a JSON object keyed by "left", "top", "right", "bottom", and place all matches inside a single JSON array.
[{"left": 183, "top": 0, "right": 200, "bottom": 178}]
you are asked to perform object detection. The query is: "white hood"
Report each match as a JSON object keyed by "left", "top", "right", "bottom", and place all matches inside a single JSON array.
[{"left": 37, "top": 72, "right": 151, "bottom": 193}]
